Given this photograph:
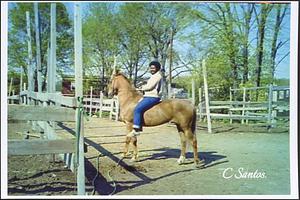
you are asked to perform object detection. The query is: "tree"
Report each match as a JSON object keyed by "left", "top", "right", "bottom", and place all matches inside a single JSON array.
[
  {"left": 186, "top": 3, "right": 241, "bottom": 91},
  {"left": 117, "top": 3, "right": 149, "bottom": 86},
  {"left": 8, "top": 3, "right": 73, "bottom": 91},
  {"left": 141, "top": 3, "right": 185, "bottom": 98},
  {"left": 237, "top": 3, "right": 255, "bottom": 84},
  {"left": 270, "top": 4, "right": 289, "bottom": 83},
  {"left": 83, "top": 3, "right": 121, "bottom": 91},
  {"left": 254, "top": 4, "right": 273, "bottom": 90}
]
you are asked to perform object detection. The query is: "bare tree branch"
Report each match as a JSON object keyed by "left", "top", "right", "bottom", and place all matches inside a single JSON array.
[{"left": 275, "top": 52, "right": 290, "bottom": 68}]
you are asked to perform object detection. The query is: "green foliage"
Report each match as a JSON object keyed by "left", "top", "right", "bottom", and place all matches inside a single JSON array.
[
  {"left": 82, "top": 3, "right": 120, "bottom": 84},
  {"left": 8, "top": 2, "right": 289, "bottom": 100},
  {"left": 8, "top": 2, "right": 73, "bottom": 91}
]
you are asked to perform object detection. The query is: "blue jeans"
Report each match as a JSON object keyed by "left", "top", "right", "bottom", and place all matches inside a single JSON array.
[{"left": 133, "top": 97, "right": 161, "bottom": 130}]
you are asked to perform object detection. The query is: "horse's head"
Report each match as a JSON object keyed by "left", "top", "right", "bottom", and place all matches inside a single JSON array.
[
  {"left": 107, "top": 69, "right": 127, "bottom": 98},
  {"left": 107, "top": 69, "right": 118, "bottom": 98}
]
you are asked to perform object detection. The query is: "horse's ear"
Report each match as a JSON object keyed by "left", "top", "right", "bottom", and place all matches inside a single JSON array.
[
  {"left": 115, "top": 69, "right": 121, "bottom": 75},
  {"left": 110, "top": 68, "right": 121, "bottom": 80},
  {"left": 112, "top": 68, "right": 116, "bottom": 75}
]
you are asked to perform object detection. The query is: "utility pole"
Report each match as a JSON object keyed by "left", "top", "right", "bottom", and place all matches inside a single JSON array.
[
  {"left": 34, "top": 3, "right": 42, "bottom": 92},
  {"left": 26, "top": 11, "right": 34, "bottom": 92},
  {"left": 168, "top": 28, "right": 173, "bottom": 98}
]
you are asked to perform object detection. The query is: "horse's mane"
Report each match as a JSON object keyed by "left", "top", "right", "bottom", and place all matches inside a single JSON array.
[{"left": 115, "top": 71, "right": 142, "bottom": 97}]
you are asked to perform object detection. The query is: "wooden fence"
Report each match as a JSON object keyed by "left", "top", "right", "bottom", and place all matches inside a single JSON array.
[
  {"left": 64, "top": 89, "right": 120, "bottom": 121},
  {"left": 7, "top": 3, "right": 86, "bottom": 195},
  {"left": 198, "top": 85, "right": 289, "bottom": 127},
  {"left": 8, "top": 90, "right": 85, "bottom": 192}
]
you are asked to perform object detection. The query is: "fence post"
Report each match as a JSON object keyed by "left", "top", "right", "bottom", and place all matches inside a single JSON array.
[
  {"left": 198, "top": 88, "right": 202, "bottom": 122},
  {"left": 168, "top": 83, "right": 172, "bottom": 99},
  {"left": 268, "top": 84, "right": 273, "bottom": 129},
  {"left": 241, "top": 87, "right": 246, "bottom": 124},
  {"left": 49, "top": 3, "right": 57, "bottom": 93},
  {"left": 74, "top": 3, "right": 85, "bottom": 195},
  {"left": 89, "top": 86, "right": 93, "bottom": 116},
  {"left": 8, "top": 77, "right": 13, "bottom": 97},
  {"left": 99, "top": 91, "right": 103, "bottom": 118},
  {"left": 23, "top": 83, "right": 27, "bottom": 105},
  {"left": 191, "top": 79, "right": 195, "bottom": 105},
  {"left": 202, "top": 59, "right": 212, "bottom": 133},
  {"left": 272, "top": 88, "right": 278, "bottom": 127},
  {"left": 26, "top": 11, "right": 34, "bottom": 92},
  {"left": 46, "top": 43, "right": 50, "bottom": 92},
  {"left": 229, "top": 87, "right": 233, "bottom": 124},
  {"left": 12, "top": 90, "right": 15, "bottom": 104}
]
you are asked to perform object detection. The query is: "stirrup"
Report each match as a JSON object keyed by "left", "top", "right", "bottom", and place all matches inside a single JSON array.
[{"left": 127, "top": 130, "right": 141, "bottom": 137}]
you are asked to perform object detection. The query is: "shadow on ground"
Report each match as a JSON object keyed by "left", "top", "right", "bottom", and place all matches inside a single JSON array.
[{"left": 85, "top": 137, "right": 228, "bottom": 195}]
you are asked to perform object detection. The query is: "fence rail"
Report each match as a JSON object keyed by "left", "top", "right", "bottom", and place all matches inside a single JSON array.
[{"left": 198, "top": 85, "right": 290, "bottom": 127}]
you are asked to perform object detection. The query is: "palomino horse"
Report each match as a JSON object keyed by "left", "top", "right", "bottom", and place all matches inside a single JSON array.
[{"left": 108, "top": 71, "right": 205, "bottom": 168}]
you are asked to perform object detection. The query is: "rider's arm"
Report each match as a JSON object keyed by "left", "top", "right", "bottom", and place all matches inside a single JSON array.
[{"left": 141, "top": 73, "right": 162, "bottom": 91}]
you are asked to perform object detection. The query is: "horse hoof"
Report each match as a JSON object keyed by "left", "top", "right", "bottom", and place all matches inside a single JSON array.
[
  {"left": 195, "top": 160, "right": 205, "bottom": 169},
  {"left": 177, "top": 156, "right": 186, "bottom": 165},
  {"left": 130, "top": 157, "right": 138, "bottom": 162},
  {"left": 122, "top": 152, "right": 131, "bottom": 158}
]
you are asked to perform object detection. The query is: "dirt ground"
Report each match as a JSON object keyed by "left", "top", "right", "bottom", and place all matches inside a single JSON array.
[{"left": 6, "top": 117, "right": 290, "bottom": 196}]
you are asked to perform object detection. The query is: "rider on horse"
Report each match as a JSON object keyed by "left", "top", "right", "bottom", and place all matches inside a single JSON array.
[{"left": 127, "top": 60, "right": 163, "bottom": 137}]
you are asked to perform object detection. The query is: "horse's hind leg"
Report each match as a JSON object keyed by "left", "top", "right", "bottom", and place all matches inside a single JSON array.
[
  {"left": 185, "top": 129, "right": 205, "bottom": 168},
  {"left": 177, "top": 125, "right": 187, "bottom": 164}
]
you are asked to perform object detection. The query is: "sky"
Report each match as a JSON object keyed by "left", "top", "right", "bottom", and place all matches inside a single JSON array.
[{"left": 7, "top": 1, "right": 291, "bottom": 79}]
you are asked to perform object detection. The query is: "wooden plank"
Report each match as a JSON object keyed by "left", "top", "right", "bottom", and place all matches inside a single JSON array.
[
  {"left": 230, "top": 86, "right": 268, "bottom": 91},
  {"left": 274, "top": 101, "right": 289, "bottom": 106},
  {"left": 49, "top": 94, "right": 76, "bottom": 107},
  {"left": 27, "top": 91, "right": 37, "bottom": 99},
  {"left": 20, "top": 90, "right": 28, "bottom": 96},
  {"left": 201, "top": 113, "right": 268, "bottom": 120},
  {"left": 274, "top": 106, "right": 289, "bottom": 111},
  {"left": 209, "top": 106, "right": 231, "bottom": 109},
  {"left": 8, "top": 95, "right": 20, "bottom": 100},
  {"left": 230, "top": 107, "right": 268, "bottom": 111},
  {"left": 8, "top": 139, "right": 76, "bottom": 155},
  {"left": 210, "top": 101, "right": 268, "bottom": 106},
  {"left": 273, "top": 86, "right": 289, "bottom": 91},
  {"left": 24, "top": 92, "right": 76, "bottom": 107},
  {"left": 246, "top": 112, "right": 268, "bottom": 116},
  {"left": 8, "top": 105, "right": 75, "bottom": 122},
  {"left": 103, "top": 99, "right": 113, "bottom": 104}
]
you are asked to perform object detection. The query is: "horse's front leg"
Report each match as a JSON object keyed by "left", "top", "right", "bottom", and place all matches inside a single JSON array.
[
  {"left": 122, "top": 122, "right": 133, "bottom": 158},
  {"left": 130, "top": 136, "right": 139, "bottom": 162}
]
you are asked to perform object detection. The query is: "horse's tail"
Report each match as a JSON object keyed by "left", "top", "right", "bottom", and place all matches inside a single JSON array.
[{"left": 192, "top": 107, "right": 197, "bottom": 134}]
